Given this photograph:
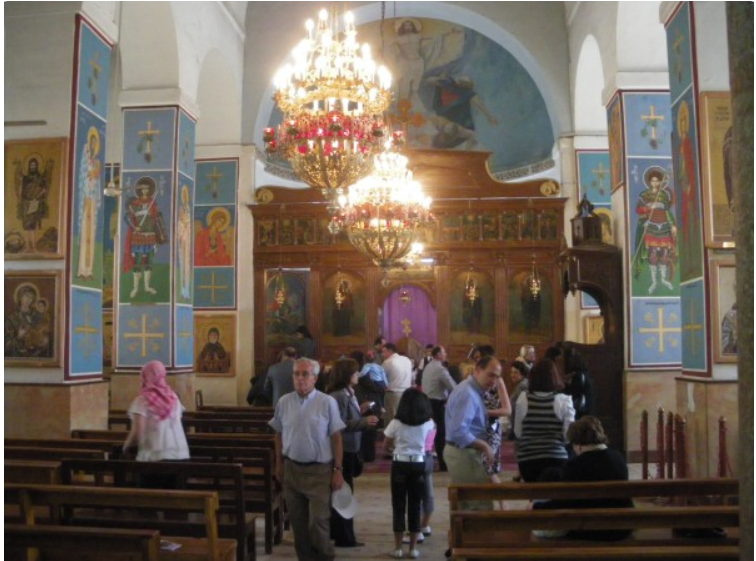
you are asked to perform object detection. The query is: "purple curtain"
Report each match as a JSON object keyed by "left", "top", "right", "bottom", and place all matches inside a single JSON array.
[{"left": 383, "top": 286, "right": 437, "bottom": 347}]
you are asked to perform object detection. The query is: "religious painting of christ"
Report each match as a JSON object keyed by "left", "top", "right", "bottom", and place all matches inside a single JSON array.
[
  {"left": 4, "top": 139, "right": 67, "bottom": 260},
  {"left": 450, "top": 269, "right": 494, "bottom": 345},
  {"left": 508, "top": 269, "right": 553, "bottom": 344},
  {"left": 265, "top": 270, "right": 308, "bottom": 345},
  {"left": 322, "top": 271, "right": 366, "bottom": 345}
]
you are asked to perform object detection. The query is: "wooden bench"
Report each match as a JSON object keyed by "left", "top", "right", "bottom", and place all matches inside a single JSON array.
[
  {"left": 5, "top": 460, "right": 61, "bottom": 484},
  {"left": 5, "top": 524, "right": 161, "bottom": 561},
  {"left": 198, "top": 406, "right": 274, "bottom": 415},
  {"left": 448, "top": 479, "right": 739, "bottom": 560},
  {"left": 5, "top": 446, "right": 107, "bottom": 461},
  {"left": 108, "top": 415, "right": 272, "bottom": 434},
  {"left": 7, "top": 437, "right": 123, "bottom": 456},
  {"left": 6, "top": 483, "right": 237, "bottom": 561},
  {"left": 189, "top": 446, "right": 283, "bottom": 554},
  {"left": 59, "top": 459, "right": 257, "bottom": 561}
]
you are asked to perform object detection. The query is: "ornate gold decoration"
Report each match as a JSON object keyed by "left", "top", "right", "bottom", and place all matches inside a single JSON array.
[
  {"left": 262, "top": 9, "right": 393, "bottom": 208},
  {"left": 255, "top": 188, "right": 274, "bottom": 204},
  {"left": 336, "top": 150, "right": 433, "bottom": 270},
  {"left": 540, "top": 180, "right": 560, "bottom": 196}
]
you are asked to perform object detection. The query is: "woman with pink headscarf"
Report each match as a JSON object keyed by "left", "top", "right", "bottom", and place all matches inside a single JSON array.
[{"left": 123, "top": 361, "right": 189, "bottom": 464}]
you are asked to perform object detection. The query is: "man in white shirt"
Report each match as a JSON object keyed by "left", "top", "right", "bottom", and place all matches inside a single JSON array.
[
  {"left": 269, "top": 358, "right": 345, "bottom": 561},
  {"left": 421, "top": 345, "right": 456, "bottom": 471},
  {"left": 382, "top": 343, "right": 413, "bottom": 428}
]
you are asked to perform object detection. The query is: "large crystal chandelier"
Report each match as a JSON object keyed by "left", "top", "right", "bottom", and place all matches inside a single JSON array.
[
  {"left": 337, "top": 149, "right": 433, "bottom": 270},
  {"left": 263, "top": 9, "right": 393, "bottom": 211}
]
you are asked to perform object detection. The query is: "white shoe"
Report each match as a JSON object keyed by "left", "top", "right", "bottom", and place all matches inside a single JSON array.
[
  {"left": 408, "top": 549, "right": 420, "bottom": 559},
  {"left": 391, "top": 549, "right": 404, "bottom": 559},
  {"left": 403, "top": 533, "right": 424, "bottom": 544},
  {"left": 421, "top": 526, "right": 432, "bottom": 536}
]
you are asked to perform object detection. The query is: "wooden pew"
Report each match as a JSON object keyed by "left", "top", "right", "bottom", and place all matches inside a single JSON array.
[
  {"left": 72, "top": 429, "right": 129, "bottom": 440},
  {"left": 59, "top": 459, "right": 257, "bottom": 561},
  {"left": 108, "top": 415, "right": 272, "bottom": 434},
  {"left": 189, "top": 446, "right": 283, "bottom": 554},
  {"left": 5, "top": 446, "right": 106, "bottom": 461},
  {"left": 198, "top": 406, "right": 274, "bottom": 416},
  {"left": 110, "top": 409, "right": 275, "bottom": 420},
  {"left": 5, "top": 524, "right": 161, "bottom": 561},
  {"left": 448, "top": 479, "right": 739, "bottom": 560},
  {"left": 5, "top": 483, "right": 237, "bottom": 561},
  {"left": 5, "top": 460, "right": 61, "bottom": 484},
  {"left": 6, "top": 437, "right": 122, "bottom": 455},
  {"left": 70, "top": 430, "right": 277, "bottom": 453}
]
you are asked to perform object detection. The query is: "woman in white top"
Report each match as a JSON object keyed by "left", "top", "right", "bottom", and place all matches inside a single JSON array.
[
  {"left": 514, "top": 359, "right": 575, "bottom": 482},
  {"left": 383, "top": 388, "right": 435, "bottom": 559},
  {"left": 123, "top": 360, "right": 190, "bottom": 484}
]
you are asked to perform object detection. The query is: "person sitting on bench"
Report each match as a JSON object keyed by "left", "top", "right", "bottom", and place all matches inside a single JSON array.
[{"left": 533, "top": 415, "right": 633, "bottom": 541}]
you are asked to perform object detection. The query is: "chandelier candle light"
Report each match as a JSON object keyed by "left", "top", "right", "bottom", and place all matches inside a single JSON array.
[
  {"left": 263, "top": 9, "right": 393, "bottom": 211},
  {"left": 337, "top": 149, "right": 432, "bottom": 270}
]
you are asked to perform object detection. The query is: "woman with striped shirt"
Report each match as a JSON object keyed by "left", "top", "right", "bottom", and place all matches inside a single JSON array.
[{"left": 514, "top": 359, "right": 575, "bottom": 482}]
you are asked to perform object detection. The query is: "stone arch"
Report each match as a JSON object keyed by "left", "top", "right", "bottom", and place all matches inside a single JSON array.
[
  {"left": 196, "top": 48, "right": 242, "bottom": 145},
  {"left": 573, "top": 34, "right": 607, "bottom": 133},
  {"left": 616, "top": 2, "right": 668, "bottom": 73},
  {"left": 119, "top": 2, "right": 180, "bottom": 91}
]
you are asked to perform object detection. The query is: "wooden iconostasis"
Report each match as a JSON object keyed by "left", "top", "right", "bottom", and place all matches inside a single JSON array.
[{"left": 250, "top": 150, "right": 568, "bottom": 374}]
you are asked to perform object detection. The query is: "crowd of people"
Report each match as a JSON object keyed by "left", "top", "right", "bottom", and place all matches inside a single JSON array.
[{"left": 125, "top": 331, "right": 622, "bottom": 561}]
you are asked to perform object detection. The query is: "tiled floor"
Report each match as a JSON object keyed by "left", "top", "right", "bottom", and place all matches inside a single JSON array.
[{"left": 254, "top": 441, "right": 646, "bottom": 560}]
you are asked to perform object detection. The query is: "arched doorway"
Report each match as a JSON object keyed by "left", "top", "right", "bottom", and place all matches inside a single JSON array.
[{"left": 382, "top": 286, "right": 437, "bottom": 365}]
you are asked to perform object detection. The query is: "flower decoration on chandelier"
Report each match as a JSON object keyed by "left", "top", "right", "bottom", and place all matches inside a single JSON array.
[
  {"left": 263, "top": 9, "right": 393, "bottom": 210},
  {"left": 336, "top": 148, "right": 433, "bottom": 270}
]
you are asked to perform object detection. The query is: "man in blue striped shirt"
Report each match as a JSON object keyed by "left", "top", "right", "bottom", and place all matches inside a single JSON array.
[{"left": 444, "top": 356, "right": 502, "bottom": 509}]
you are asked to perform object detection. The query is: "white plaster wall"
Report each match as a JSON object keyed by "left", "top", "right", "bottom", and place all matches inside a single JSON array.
[
  {"left": 119, "top": 2, "right": 179, "bottom": 92},
  {"left": 616, "top": 2, "right": 669, "bottom": 73},
  {"left": 573, "top": 35, "right": 607, "bottom": 134},
  {"left": 4, "top": 2, "right": 80, "bottom": 139},
  {"left": 195, "top": 49, "right": 243, "bottom": 146},
  {"left": 171, "top": 2, "right": 245, "bottom": 112},
  {"left": 243, "top": 1, "right": 572, "bottom": 146},
  {"left": 566, "top": 1, "right": 618, "bottom": 108},
  {"left": 693, "top": 2, "right": 730, "bottom": 91}
]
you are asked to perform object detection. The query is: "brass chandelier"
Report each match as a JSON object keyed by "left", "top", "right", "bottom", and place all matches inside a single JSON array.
[
  {"left": 336, "top": 149, "right": 433, "bottom": 270},
  {"left": 263, "top": 9, "right": 393, "bottom": 211}
]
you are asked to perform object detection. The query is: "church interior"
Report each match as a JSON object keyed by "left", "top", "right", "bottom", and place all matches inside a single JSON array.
[{"left": 4, "top": 1, "right": 753, "bottom": 559}]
